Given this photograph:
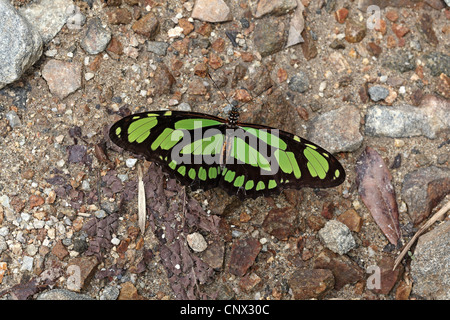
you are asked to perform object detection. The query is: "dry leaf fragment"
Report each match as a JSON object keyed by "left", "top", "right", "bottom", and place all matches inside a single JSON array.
[{"left": 356, "top": 147, "right": 401, "bottom": 246}]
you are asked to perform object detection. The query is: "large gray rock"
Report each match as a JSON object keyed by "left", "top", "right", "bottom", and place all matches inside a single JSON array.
[
  {"left": 19, "top": 0, "right": 74, "bottom": 44},
  {"left": 0, "top": 0, "right": 43, "bottom": 89},
  {"left": 411, "top": 220, "right": 450, "bottom": 299}
]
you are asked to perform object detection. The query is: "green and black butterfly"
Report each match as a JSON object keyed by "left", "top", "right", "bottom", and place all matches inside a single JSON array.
[{"left": 109, "top": 107, "right": 345, "bottom": 199}]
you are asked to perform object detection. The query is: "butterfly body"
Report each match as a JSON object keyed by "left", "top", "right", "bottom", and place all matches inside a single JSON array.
[{"left": 109, "top": 110, "right": 345, "bottom": 199}]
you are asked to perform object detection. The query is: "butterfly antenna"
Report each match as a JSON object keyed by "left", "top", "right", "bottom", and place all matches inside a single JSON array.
[{"left": 207, "top": 72, "right": 234, "bottom": 107}]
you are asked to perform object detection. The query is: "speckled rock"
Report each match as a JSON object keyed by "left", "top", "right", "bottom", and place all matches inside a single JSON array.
[
  {"left": 41, "top": 59, "right": 82, "bottom": 99},
  {"left": 19, "top": 0, "right": 73, "bottom": 44},
  {"left": 318, "top": 220, "right": 356, "bottom": 255},
  {"left": 307, "top": 105, "right": 363, "bottom": 153},
  {"left": 0, "top": 0, "right": 43, "bottom": 89},
  {"left": 411, "top": 220, "right": 450, "bottom": 299},
  {"left": 81, "top": 18, "right": 112, "bottom": 54},
  {"left": 37, "top": 289, "right": 94, "bottom": 300}
]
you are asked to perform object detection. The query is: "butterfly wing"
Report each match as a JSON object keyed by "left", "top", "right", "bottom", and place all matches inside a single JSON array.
[
  {"left": 109, "top": 110, "right": 227, "bottom": 191},
  {"left": 217, "top": 123, "right": 346, "bottom": 199}
]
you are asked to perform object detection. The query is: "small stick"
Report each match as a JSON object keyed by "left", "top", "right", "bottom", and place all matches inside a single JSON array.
[
  {"left": 393, "top": 200, "right": 450, "bottom": 270},
  {"left": 138, "top": 163, "right": 146, "bottom": 234}
]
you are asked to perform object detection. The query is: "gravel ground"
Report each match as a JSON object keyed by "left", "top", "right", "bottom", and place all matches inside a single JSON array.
[{"left": 0, "top": 0, "right": 449, "bottom": 301}]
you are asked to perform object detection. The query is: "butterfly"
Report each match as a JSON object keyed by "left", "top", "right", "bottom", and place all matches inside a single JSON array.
[{"left": 109, "top": 107, "right": 345, "bottom": 200}]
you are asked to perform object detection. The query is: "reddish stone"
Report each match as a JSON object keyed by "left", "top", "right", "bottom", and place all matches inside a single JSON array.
[
  {"left": 334, "top": 8, "right": 349, "bottom": 24},
  {"left": 52, "top": 240, "right": 69, "bottom": 260},
  {"left": 262, "top": 207, "right": 298, "bottom": 240},
  {"left": 367, "top": 42, "right": 382, "bottom": 57},
  {"left": 106, "top": 36, "right": 124, "bottom": 57},
  {"left": 228, "top": 238, "right": 262, "bottom": 277},
  {"left": 211, "top": 37, "right": 225, "bottom": 52},
  {"left": 369, "top": 255, "right": 403, "bottom": 295},
  {"left": 337, "top": 209, "right": 363, "bottom": 232},
  {"left": 288, "top": 269, "right": 334, "bottom": 299},
  {"left": 194, "top": 62, "right": 208, "bottom": 78},
  {"left": 314, "top": 249, "right": 364, "bottom": 290},
  {"left": 178, "top": 18, "right": 194, "bottom": 35},
  {"left": 132, "top": 13, "right": 159, "bottom": 39},
  {"left": 29, "top": 195, "right": 44, "bottom": 209},
  {"left": 392, "top": 23, "right": 410, "bottom": 38},
  {"left": 208, "top": 52, "right": 223, "bottom": 70},
  {"left": 240, "top": 52, "right": 254, "bottom": 62},
  {"left": 385, "top": 10, "right": 399, "bottom": 22},
  {"left": 106, "top": 8, "right": 132, "bottom": 25}
]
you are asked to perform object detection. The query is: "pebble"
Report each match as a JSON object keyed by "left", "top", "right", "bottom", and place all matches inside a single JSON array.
[
  {"left": 81, "top": 18, "right": 112, "bottom": 55},
  {"left": 253, "top": 19, "right": 286, "bottom": 57},
  {"left": 100, "top": 285, "right": 120, "bottom": 300},
  {"left": 288, "top": 71, "right": 310, "bottom": 93},
  {"left": 20, "top": 255, "right": 34, "bottom": 272},
  {"left": 41, "top": 59, "right": 82, "bottom": 98},
  {"left": 253, "top": 0, "right": 298, "bottom": 18},
  {"left": 314, "top": 249, "right": 364, "bottom": 290},
  {"left": 125, "top": 158, "right": 138, "bottom": 168},
  {"left": 401, "top": 166, "right": 450, "bottom": 225},
  {"left": 423, "top": 52, "right": 450, "bottom": 77},
  {"left": 368, "top": 85, "right": 390, "bottom": 101},
  {"left": 318, "top": 220, "right": 356, "bottom": 255},
  {"left": 345, "top": 19, "right": 366, "bottom": 43},
  {"left": 37, "top": 289, "right": 94, "bottom": 300},
  {"left": 191, "top": 0, "right": 231, "bottom": 23},
  {"left": 132, "top": 13, "right": 160, "bottom": 39},
  {"left": 0, "top": 0, "right": 43, "bottom": 89},
  {"left": 288, "top": 269, "right": 335, "bottom": 299},
  {"left": 146, "top": 41, "right": 169, "bottom": 56},
  {"left": 19, "top": 0, "right": 72, "bottom": 44},
  {"left": 228, "top": 238, "right": 262, "bottom": 276},
  {"left": 411, "top": 221, "right": 450, "bottom": 299},
  {"left": 186, "top": 232, "right": 208, "bottom": 252},
  {"left": 307, "top": 105, "right": 363, "bottom": 153},
  {"left": 5, "top": 111, "right": 22, "bottom": 128},
  {"left": 382, "top": 51, "right": 415, "bottom": 73}
]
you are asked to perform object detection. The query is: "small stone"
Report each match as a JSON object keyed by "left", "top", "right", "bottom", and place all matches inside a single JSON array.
[
  {"left": 5, "top": 111, "right": 22, "bottom": 129},
  {"left": 337, "top": 209, "right": 363, "bottom": 232},
  {"left": 52, "top": 239, "right": 69, "bottom": 260},
  {"left": 187, "top": 232, "right": 208, "bottom": 252},
  {"left": 37, "top": 289, "right": 94, "bottom": 300},
  {"left": 369, "top": 256, "right": 402, "bottom": 295},
  {"left": 419, "top": 13, "right": 439, "bottom": 46},
  {"left": 208, "top": 52, "right": 223, "bottom": 70},
  {"left": 178, "top": 18, "right": 194, "bottom": 35},
  {"left": 106, "top": 8, "right": 132, "bottom": 25},
  {"left": 191, "top": 0, "right": 231, "bottom": 23},
  {"left": 239, "top": 273, "right": 261, "bottom": 292},
  {"left": 368, "top": 86, "right": 389, "bottom": 101},
  {"left": 288, "top": 269, "right": 334, "bottom": 299},
  {"left": 106, "top": 36, "right": 124, "bottom": 57},
  {"left": 29, "top": 194, "right": 44, "bottom": 209},
  {"left": 288, "top": 71, "right": 309, "bottom": 93},
  {"left": 150, "top": 64, "right": 175, "bottom": 96},
  {"left": 253, "top": 0, "right": 298, "bottom": 18},
  {"left": 345, "top": 19, "right": 366, "bottom": 43},
  {"left": 21, "top": 256, "right": 33, "bottom": 272},
  {"left": 81, "top": 18, "right": 112, "bottom": 55},
  {"left": 42, "top": 59, "right": 82, "bottom": 99},
  {"left": 382, "top": 51, "right": 415, "bottom": 73},
  {"left": 334, "top": 8, "right": 349, "bottom": 24},
  {"left": 313, "top": 249, "right": 364, "bottom": 290},
  {"left": 67, "top": 256, "right": 99, "bottom": 292},
  {"left": 367, "top": 42, "right": 382, "bottom": 57},
  {"left": 318, "top": 220, "right": 356, "bottom": 255},
  {"left": 168, "top": 26, "right": 184, "bottom": 38},
  {"left": 392, "top": 23, "right": 410, "bottom": 39},
  {"left": 401, "top": 166, "right": 450, "bottom": 225},
  {"left": 307, "top": 105, "right": 363, "bottom": 153},
  {"left": 437, "top": 73, "right": 450, "bottom": 99},
  {"left": 253, "top": 19, "right": 286, "bottom": 57},
  {"left": 194, "top": 62, "right": 208, "bottom": 78},
  {"left": 262, "top": 207, "right": 297, "bottom": 240},
  {"left": 146, "top": 41, "right": 169, "bottom": 56},
  {"left": 132, "top": 13, "right": 160, "bottom": 39},
  {"left": 200, "top": 240, "right": 224, "bottom": 270},
  {"left": 228, "top": 238, "right": 262, "bottom": 277},
  {"left": 385, "top": 10, "right": 399, "bottom": 22},
  {"left": 118, "top": 282, "right": 144, "bottom": 300},
  {"left": 423, "top": 52, "right": 450, "bottom": 77}
]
